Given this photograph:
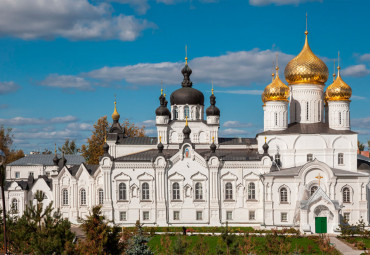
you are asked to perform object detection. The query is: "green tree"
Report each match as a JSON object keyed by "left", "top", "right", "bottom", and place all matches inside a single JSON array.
[
  {"left": 126, "top": 220, "right": 153, "bottom": 255},
  {"left": 81, "top": 116, "right": 145, "bottom": 164},
  {"left": 76, "top": 205, "right": 124, "bottom": 255},
  {"left": 59, "top": 139, "right": 79, "bottom": 154},
  {"left": 0, "top": 125, "right": 24, "bottom": 164},
  {"left": 358, "top": 140, "right": 365, "bottom": 152}
]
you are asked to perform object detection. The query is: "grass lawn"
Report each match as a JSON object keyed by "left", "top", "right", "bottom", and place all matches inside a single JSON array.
[{"left": 148, "top": 235, "right": 323, "bottom": 254}]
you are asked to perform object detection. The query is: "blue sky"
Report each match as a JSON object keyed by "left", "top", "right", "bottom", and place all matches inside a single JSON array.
[{"left": 0, "top": 0, "right": 369, "bottom": 152}]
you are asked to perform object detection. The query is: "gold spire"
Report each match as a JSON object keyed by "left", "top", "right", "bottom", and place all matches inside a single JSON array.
[
  {"left": 284, "top": 16, "right": 329, "bottom": 85},
  {"left": 161, "top": 80, "right": 163, "bottom": 95},
  {"left": 159, "top": 136, "right": 162, "bottom": 143},
  {"left": 332, "top": 59, "right": 336, "bottom": 82},
  {"left": 54, "top": 143, "right": 57, "bottom": 155},
  {"left": 185, "top": 45, "right": 188, "bottom": 65},
  {"left": 185, "top": 116, "right": 188, "bottom": 126},
  {"left": 263, "top": 59, "right": 290, "bottom": 102},
  {"left": 264, "top": 136, "right": 267, "bottom": 143},
  {"left": 212, "top": 136, "right": 215, "bottom": 143},
  {"left": 211, "top": 80, "right": 214, "bottom": 95},
  {"left": 326, "top": 51, "right": 352, "bottom": 101},
  {"left": 164, "top": 93, "right": 166, "bottom": 98},
  {"left": 112, "top": 96, "right": 120, "bottom": 121}
]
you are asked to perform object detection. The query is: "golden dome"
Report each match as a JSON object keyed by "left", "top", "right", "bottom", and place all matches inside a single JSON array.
[
  {"left": 264, "top": 67, "right": 290, "bottom": 102},
  {"left": 284, "top": 31, "right": 329, "bottom": 85},
  {"left": 112, "top": 100, "right": 120, "bottom": 121},
  {"left": 326, "top": 67, "right": 352, "bottom": 101}
]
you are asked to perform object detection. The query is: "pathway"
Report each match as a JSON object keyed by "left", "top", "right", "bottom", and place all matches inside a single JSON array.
[{"left": 329, "top": 236, "right": 363, "bottom": 255}]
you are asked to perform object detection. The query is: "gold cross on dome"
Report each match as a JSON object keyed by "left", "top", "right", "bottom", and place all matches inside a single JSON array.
[{"left": 315, "top": 173, "right": 323, "bottom": 186}]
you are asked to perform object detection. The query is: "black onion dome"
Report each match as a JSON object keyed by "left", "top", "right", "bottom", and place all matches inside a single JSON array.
[
  {"left": 157, "top": 141, "right": 164, "bottom": 154},
  {"left": 206, "top": 94, "right": 220, "bottom": 116},
  {"left": 53, "top": 154, "right": 59, "bottom": 166},
  {"left": 263, "top": 141, "right": 269, "bottom": 155},
  {"left": 156, "top": 94, "right": 171, "bottom": 116},
  {"left": 183, "top": 125, "right": 191, "bottom": 139},
  {"left": 103, "top": 142, "right": 109, "bottom": 154},
  {"left": 210, "top": 142, "right": 216, "bottom": 154},
  {"left": 170, "top": 63, "right": 204, "bottom": 106}
]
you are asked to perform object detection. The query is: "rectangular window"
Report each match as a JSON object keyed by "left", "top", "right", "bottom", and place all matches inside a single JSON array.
[
  {"left": 15, "top": 172, "right": 20, "bottom": 179},
  {"left": 120, "top": 211, "right": 127, "bottom": 221},
  {"left": 173, "top": 211, "right": 180, "bottom": 220},
  {"left": 143, "top": 211, "right": 149, "bottom": 221},
  {"left": 338, "top": 153, "right": 344, "bottom": 165},
  {"left": 343, "top": 212, "right": 350, "bottom": 222},
  {"left": 281, "top": 212, "right": 287, "bottom": 222},
  {"left": 226, "top": 211, "right": 233, "bottom": 220},
  {"left": 307, "top": 154, "right": 313, "bottom": 162},
  {"left": 29, "top": 172, "right": 34, "bottom": 177},
  {"left": 249, "top": 211, "right": 255, "bottom": 221},
  {"left": 196, "top": 211, "right": 203, "bottom": 221}
]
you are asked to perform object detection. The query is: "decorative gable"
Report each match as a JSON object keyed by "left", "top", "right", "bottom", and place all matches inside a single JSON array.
[
  {"left": 137, "top": 172, "right": 154, "bottom": 181},
  {"left": 169, "top": 172, "right": 185, "bottom": 181},
  {"left": 191, "top": 171, "right": 208, "bottom": 181}
]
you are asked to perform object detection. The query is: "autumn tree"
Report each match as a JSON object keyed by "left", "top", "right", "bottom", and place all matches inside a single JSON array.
[
  {"left": 59, "top": 139, "right": 79, "bottom": 154},
  {"left": 0, "top": 126, "right": 24, "bottom": 164},
  {"left": 81, "top": 116, "right": 145, "bottom": 164}
]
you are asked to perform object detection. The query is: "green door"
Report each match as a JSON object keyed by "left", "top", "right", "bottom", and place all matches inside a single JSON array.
[{"left": 315, "top": 217, "right": 327, "bottom": 233}]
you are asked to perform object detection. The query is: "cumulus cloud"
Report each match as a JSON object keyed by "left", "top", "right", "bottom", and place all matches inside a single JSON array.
[
  {"left": 223, "top": 121, "right": 253, "bottom": 128},
  {"left": 40, "top": 74, "right": 93, "bottom": 91},
  {"left": 0, "top": 81, "right": 20, "bottom": 94},
  {"left": 86, "top": 49, "right": 294, "bottom": 87},
  {"left": 66, "top": 122, "right": 92, "bottom": 131},
  {"left": 139, "top": 119, "right": 156, "bottom": 127},
  {"left": 352, "top": 117, "right": 370, "bottom": 129},
  {"left": 359, "top": 54, "right": 370, "bottom": 62},
  {"left": 249, "top": 0, "right": 321, "bottom": 6},
  {"left": 341, "top": 64, "right": 370, "bottom": 77},
  {"left": 0, "top": 0, "right": 155, "bottom": 41},
  {"left": 351, "top": 95, "right": 366, "bottom": 100},
  {"left": 0, "top": 115, "right": 78, "bottom": 126},
  {"left": 220, "top": 128, "right": 249, "bottom": 136}
]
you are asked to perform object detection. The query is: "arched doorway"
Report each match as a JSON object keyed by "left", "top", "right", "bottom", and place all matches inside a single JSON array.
[{"left": 313, "top": 205, "right": 333, "bottom": 233}]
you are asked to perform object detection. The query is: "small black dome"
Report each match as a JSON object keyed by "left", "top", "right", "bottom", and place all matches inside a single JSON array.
[
  {"left": 157, "top": 142, "right": 164, "bottom": 154},
  {"left": 103, "top": 142, "right": 109, "bottom": 154},
  {"left": 170, "top": 63, "right": 204, "bottom": 106},
  {"left": 183, "top": 125, "right": 191, "bottom": 139},
  {"left": 206, "top": 94, "right": 220, "bottom": 116},
  {"left": 156, "top": 94, "right": 171, "bottom": 116},
  {"left": 210, "top": 142, "right": 216, "bottom": 153},
  {"left": 53, "top": 154, "right": 59, "bottom": 166}
]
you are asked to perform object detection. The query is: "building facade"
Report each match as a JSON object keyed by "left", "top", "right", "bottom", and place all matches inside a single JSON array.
[{"left": 2, "top": 28, "right": 370, "bottom": 234}]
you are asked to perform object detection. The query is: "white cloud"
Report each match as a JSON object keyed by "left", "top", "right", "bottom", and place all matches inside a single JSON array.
[
  {"left": 40, "top": 74, "right": 93, "bottom": 91},
  {"left": 139, "top": 119, "right": 156, "bottom": 127},
  {"left": 110, "top": 0, "right": 150, "bottom": 14},
  {"left": 0, "top": 81, "right": 19, "bottom": 94},
  {"left": 223, "top": 121, "right": 253, "bottom": 128},
  {"left": 359, "top": 54, "right": 370, "bottom": 62},
  {"left": 249, "top": 0, "right": 321, "bottom": 6},
  {"left": 341, "top": 64, "right": 370, "bottom": 77},
  {"left": 145, "top": 128, "right": 156, "bottom": 135},
  {"left": 0, "top": 116, "right": 78, "bottom": 126},
  {"left": 220, "top": 128, "right": 249, "bottom": 136},
  {"left": 66, "top": 122, "right": 92, "bottom": 131},
  {"left": 0, "top": 0, "right": 155, "bottom": 41},
  {"left": 351, "top": 95, "right": 366, "bottom": 100},
  {"left": 86, "top": 49, "right": 294, "bottom": 87}
]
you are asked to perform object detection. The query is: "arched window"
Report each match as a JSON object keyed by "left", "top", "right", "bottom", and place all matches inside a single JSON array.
[
  {"left": 172, "top": 182, "right": 180, "bottom": 200},
  {"left": 11, "top": 199, "right": 18, "bottom": 213},
  {"left": 225, "top": 182, "right": 233, "bottom": 200},
  {"left": 196, "top": 107, "right": 200, "bottom": 119},
  {"left": 80, "top": 189, "right": 86, "bottom": 205},
  {"left": 142, "top": 182, "right": 150, "bottom": 200},
  {"left": 174, "top": 107, "right": 178, "bottom": 120},
  {"left": 248, "top": 182, "right": 256, "bottom": 200},
  {"left": 62, "top": 189, "right": 68, "bottom": 205},
  {"left": 338, "top": 153, "right": 344, "bottom": 165},
  {"left": 343, "top": 187, "right": 350, "bottom": 203},
  {"left": 275, "top": 113, "right": 278, "bottom": 126},
  {"left": 307, "top": 154, "right": 313, "bottom": 162},
  {"left": 306, "top": 102, "right": 309, "bottom": 121},
  {"left": 184, "top": 106, "right": 189, "bottom": 118},
  {"left": 310, "top": 186, "right": 318, "bottom": 196},
  {"left": 119, "top": 183, "right": 127, "bottom": 200},
  {"left": 98, "top": 189, "right": 104, "bottom": 204},
  {"left": 195, "top": 182, "right": 203, "bottom": 200},
  {"left": 339, "top": 112, "right": 342, "bottom": 125},
  {"left": 275, "top": 153, "right": 281, "bottom": 166},
  {"left": 280, "top": 187, "right": 288, "bottom": 202}
]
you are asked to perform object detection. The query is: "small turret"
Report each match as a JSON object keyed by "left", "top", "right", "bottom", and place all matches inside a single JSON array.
[
  {"left": 157, "top": 136, "right": 164, "bottom": 154},
  {"left": 182, "top": 116, "right": 191, "bottom": 142},
  {"left": 210, "top": 137, "right": 216, "bottom": 154},
  {"left": 262, "top": 137, "right": 269, "bottom": 155},
  {"left": 53, "top": 144, "right": 59, "bottom": 166}
]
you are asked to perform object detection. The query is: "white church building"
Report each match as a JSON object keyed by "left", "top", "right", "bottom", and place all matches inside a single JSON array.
[{"left": 2, "top": 28, "right": 370, "bottom": 234}]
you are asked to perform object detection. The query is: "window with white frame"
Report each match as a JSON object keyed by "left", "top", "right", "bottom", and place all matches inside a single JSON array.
[
  {"left": 119, "top": 183, "right": 127, "bottom": 200},
  {"left": 174, "top": 107, "right": 178, "bottom": 120},
  {"left": 343, "top": 187, "right": 350, "bottom": 203},
  {"left": 184, "top": 106, "right": 189, "bottom": 118},
  {"left": 281, "top": 212, "right": 287, "bottom": 222},
  {"left": 225, "top": 182, "right": 233, "bottom": 200},
  {"left": 310, "top": 186, "right": 318, "bottom": 196},
  {"left": 275, "top": 112, "right": 278, "bottom": 126},
  {"left": 339, "top": 112, "right": 342, "bottom": 125},
  {"left": 11, "top": 198, "right": 18, "bottom": 213},
  {"left": 275, "top": 153, "right": 281, "bottom": 166},
  {"left": 120, "top": 211, "right": 127, "bottom": 221},
  {"left": 143, "top": 211, "right": 149, "bottom": 221},
  {"left": 80, "top": 189, "right": 86, "bottom": 205},
  {"left": 195, "top": 182, "right": 203, "bottom": 200},
  {"left": 307, "top": 154, "right": 313, "bottom": 162},
  {"left": 343, "top": 212, "right": 350, "bottom": 222},
  {"left": 248, "top": 182, "right": 256, "bottom": 200},
  {"left": 226, "top": 211, "right": 233, "bottom": 220},
  {"left": 306, "top": 102, "right": 309, "bottom": 121},
  {"left": 173, "top": 211, "right": 180, "bottom": 220},
  {"left": 196, "top": 211, "right": 203, "bottom": 220},
  {"left": 249, "top": 211, "right": 255, "bottom": 220},
  {"left": 98, "top": 189, "right": 104, "bottom": 205},
  {"left": 142, "top": 182, "right": 150, "bottom": 200},
  {"left": 62, "top": 189, "right": 68, "bottom": 205},
  {"left": 15, "top": 172, "right": 20, "bottom": 179},
  {"left": 172, "top": 182, "right": 180, "bottom": 200},
  {"left": 280, "top": 187, "right": 288, "bottom": 203},
  {"left": 338, "top": 153, "right": 344, "bottom": 165}
]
